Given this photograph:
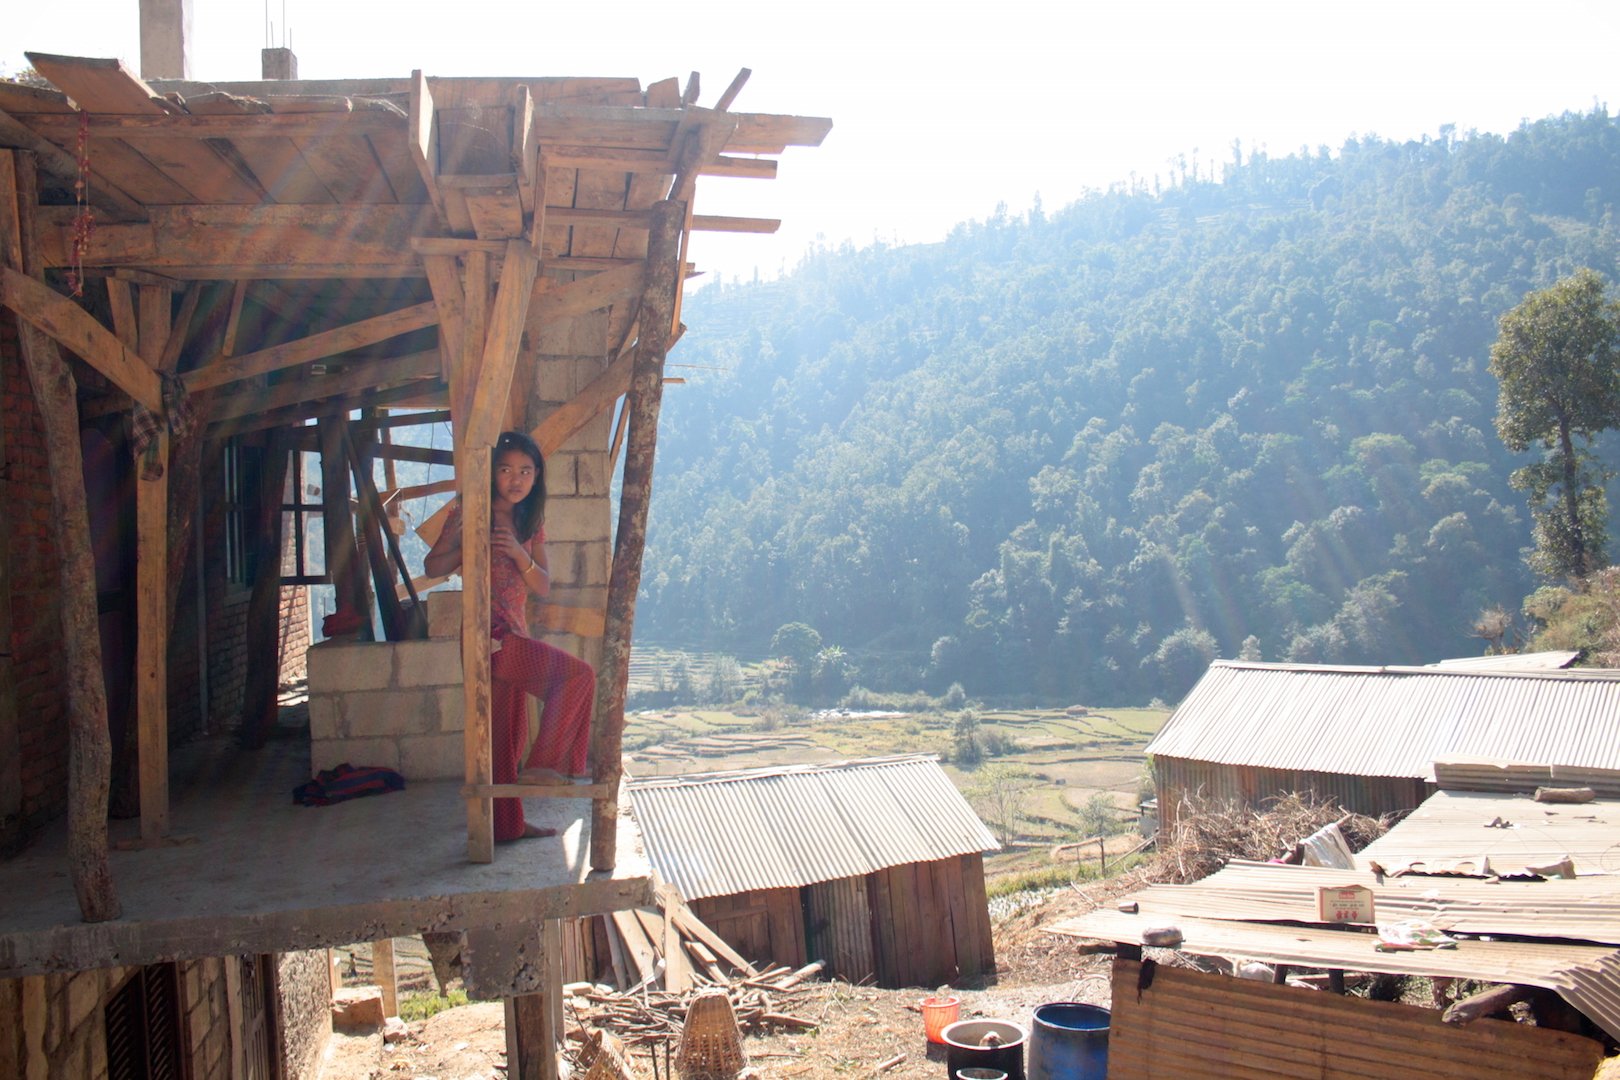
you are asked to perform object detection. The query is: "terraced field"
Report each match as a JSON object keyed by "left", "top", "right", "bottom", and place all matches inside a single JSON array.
[{"left": 622, "top": 701, "right": 1170, "bottom": 863}]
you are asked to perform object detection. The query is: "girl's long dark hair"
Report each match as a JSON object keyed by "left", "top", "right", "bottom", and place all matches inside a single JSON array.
[{"left": 493, "top": 430, "right": 546, "bottom": 543}]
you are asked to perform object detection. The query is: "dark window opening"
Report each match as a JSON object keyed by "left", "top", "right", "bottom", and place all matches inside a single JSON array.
[{"left": 105, "top": 962, "right": 189, "bottom": 1080}]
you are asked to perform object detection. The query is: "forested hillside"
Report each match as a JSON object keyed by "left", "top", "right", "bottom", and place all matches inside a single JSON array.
[{"left": 637, "top": 110, "right": 1620, "bottom": 704}]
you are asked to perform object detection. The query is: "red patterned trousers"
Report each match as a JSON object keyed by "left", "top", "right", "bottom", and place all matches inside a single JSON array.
[{"left": 489, "top": 633, "right": 595, "bottom": 841}]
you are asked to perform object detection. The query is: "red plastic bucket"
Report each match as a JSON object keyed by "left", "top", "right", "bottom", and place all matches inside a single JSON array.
[{"left": 921, "top": 996, "right": 961, "bottom": 1043}]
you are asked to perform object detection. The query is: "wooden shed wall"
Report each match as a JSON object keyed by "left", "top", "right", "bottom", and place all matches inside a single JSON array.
[
  {"left": 868, "top": 854, "right": 995, "bottom": 988},
  {"left": 1155, "top": 757, "right": 1432, "bottom": 827},
  {"left": 1106, "top": 957, "right": 1603, "bottom": 1079},
  {"left": 690, "top": 888, "right": 807, "bottom": 972}
]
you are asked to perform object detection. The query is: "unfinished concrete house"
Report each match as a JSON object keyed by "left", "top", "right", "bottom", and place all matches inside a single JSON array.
[{"left": 0, "top": 8, "right": 828, "bottom": 1077}]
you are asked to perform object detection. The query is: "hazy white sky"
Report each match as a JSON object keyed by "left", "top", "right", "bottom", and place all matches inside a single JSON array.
[{"left": 11, "top": 1, "right": 1620, "bottom": 286}]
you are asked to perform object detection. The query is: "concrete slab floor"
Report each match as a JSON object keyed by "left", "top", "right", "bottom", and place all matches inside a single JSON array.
[{"left": 0, "top": 734, "right": 654, "bottom": 978}]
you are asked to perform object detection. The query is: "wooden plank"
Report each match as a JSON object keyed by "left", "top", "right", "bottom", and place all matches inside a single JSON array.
[
  {"left": 466, "top": 188, "right": 524, "bottom": 240},
  {"left": 185, "top": 92, "right": 335, "bottom": 205},
  {"left": 868, "top": 869, "right": 899, "bottom": 987},
  {"left": 540, "top": 918, "right": 563, "bottom": 1079},
  {"left": 691, "top": 214, "right": 780, "bottom": 234},
  {"left": 961, "top": 854, "right": 996, "bottom": 974},
  {"left": 366, "top": 125, "right": 430, "bottom": 204},
  {"left": 666, "top": 901, "right": 756, "bottom": 976},
  {"left": 602, "top": 915, "right": 629, "bottom": 989},
  {"left": 766, "top": 887, "right": 807, "bottom": 969},
  {"left": 183, "top": 300, "right": 439, "bottom": 392},
  {"left": 372, "top": 939, "right": 398, "bottom": 1017},
  {"left": 461, "top": 240, "right": 538, "bottom": 448},
  {"left": 0, "top": 102, "right": 149, "bottom": 217},
  {"left": 0, "top": 267, "right": 161, "bottom": 410},
  {"left": 460, "top": 782, "right": 612, "bottom": 800},
  {"left": 941, "top": 855, "right": 978, "bottom": 979},
  {"left": 543, "top": 145, "right": 776, "bottom": 178},
  {"left": 224, "top": 956, "right": 246, "bottom": 1080},
  {"left": 531, "top": 602, "right": 605, "bottom": 639},
  {"left": 512, "top": 85, "right": 535, "bottom": 203},
  {"left": 609, "top": 909, "right": 658, "bottom": 983},
  {"left": 293, "top": 130, "right": 396, "bottom": 204},
  {"left": 410, "top": 70, "right": 447, "bottom": 222}
]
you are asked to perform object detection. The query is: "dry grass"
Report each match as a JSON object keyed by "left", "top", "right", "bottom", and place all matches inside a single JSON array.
[{"left": 1143, "top": 790, "right": 1392, "bottom": 885}]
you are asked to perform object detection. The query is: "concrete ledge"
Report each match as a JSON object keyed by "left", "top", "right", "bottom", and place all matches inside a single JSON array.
[
  {"left": 393, "top": 639, "right": 463, "bottom": 688},
  {"left": 0, "top": 741, "right": 654, "bottom": 985}
]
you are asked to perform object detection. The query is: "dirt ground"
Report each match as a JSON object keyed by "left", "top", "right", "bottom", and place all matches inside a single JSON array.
[{"left": 314, "top": 884, "right": 1113, "bottom": 1080}]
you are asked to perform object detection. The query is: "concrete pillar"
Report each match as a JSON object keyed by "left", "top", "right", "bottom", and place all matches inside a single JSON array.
[
  {"left": 262, "top": 48, "right": 298, "bottom": 80},
  {"left": 139, "top": 0, "right": 192, "bottom": 80}
]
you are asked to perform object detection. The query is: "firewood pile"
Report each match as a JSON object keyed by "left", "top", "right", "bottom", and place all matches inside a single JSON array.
[
  {"left": 561, "top": 880, "right": 825, "bottom": 1075},
  {"left": 567, "top": 959, "right": 824, "bottom": 1047}
]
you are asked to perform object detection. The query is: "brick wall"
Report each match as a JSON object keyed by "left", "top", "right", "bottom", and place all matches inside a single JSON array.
[
  {"left": 279, "top": 586, "right": 311, "bottom": 686},
  {"left": 2, "top": 315, "right": 70, "bottom": 837}
]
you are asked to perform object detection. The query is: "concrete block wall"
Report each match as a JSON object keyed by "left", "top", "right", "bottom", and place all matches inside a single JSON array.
[
  {"left": 279, "top": 585, "right": 311, "bottom": 687},
  {"left": 181, "top": 956, "right": 232, "bottom": 1080},
  {"left": 306, "top": 637, "right": 467, "bottom": 779}
]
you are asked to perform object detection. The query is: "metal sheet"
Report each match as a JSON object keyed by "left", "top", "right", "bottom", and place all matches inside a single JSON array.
[
  {"left": 1355, "top": 789, "right": 1620, "bottom": 876},
  {"left": 1149, "top": 661, "right": 1620, "bottom": 780},
  {"left": 1106, "top": 957, "right": 1605, "bottom": 1080},
  {"left": 628, "top": 755, "right": 999, "bottom": 902},
  {"left": 1050, "top": 909, "right": 1620, "bottom": 1043}
]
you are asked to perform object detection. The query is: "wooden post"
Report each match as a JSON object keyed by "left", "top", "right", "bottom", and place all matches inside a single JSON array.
[
  {"left": 0, "top": 150, "right": 118, "bottom": 920},
  {"left": 239, "top": 430, "right": 291, "bottom": 747},
  {"left": 317, "top": 415, "right": 371, "bottom": 637},
  {"left": 589, "top": 200, "right": 684, "bottom": 871},
  {"left": 459, "top": 427, "right": 494, "bottom": 862},
  {"left": 129, "top": 280, "right": 171, "bottom": 841},
  {"left": 372, "top": 938, "right": 398, "bottom": 1017}
]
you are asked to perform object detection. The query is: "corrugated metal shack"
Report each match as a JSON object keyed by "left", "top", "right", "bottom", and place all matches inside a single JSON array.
[
  {"left": 1044, "top": 767, "right": 1620, "bottom": 1079},
  {"left": 1148, "top": 660, "right": 1620, "bottom": 825},
  {"left": 628, "top": 755, "right": 1000, "bottom": 988}
]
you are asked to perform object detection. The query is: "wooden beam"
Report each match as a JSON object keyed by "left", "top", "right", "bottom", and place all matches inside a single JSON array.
[
  {"left": 541, "top": 145, "right": 776, "bottom": 179},
  {"left": 529, "top": 343, "right": 633, "bottom": 457},
  {"left": 319, "top": 416, "right": 372, "bottom": 640},
  {"left": 421, "top": 254, "right": 465, "bottom": 379},
  {"left": 2, "top": 150, "right": 119, "bottom": 920},
  {"left": 533, "top": 262, "right": 643, "bottom": 322},
  {"left": 373, "top": 939, "right": 398, "bottom": 1018},
  {"left": 461, "top": 447, "right": 494, "bottom": 862},
  {"left": 37, "top": 203, "right": 443, "bottom": 275},
  {"left": 691, "top": 214, "right": 779, "bottom": 234},
  {"left": 590, "top": 200, "right": 683, "bottom": 872},
  {"left": 135, "top": 426, "right": 168, "bottom": 843},
  {"left": 206, "top": 349, "right": 440, "bottom": 422},
  {"left": 462, "top": 240, "right": 537, "bottom": 448},
  {"left": 184, "top": 301, "right": 438, "bottom": 393},
  {"left": 0, "top": 268, "right": 161, "bottom": 411},
  {"left": 105, "top": 279, "right": 137, "bottom": 347},
  {"left": 23, "top": 110, "right": 407, "bottom": 139},
  {"left": 239, "top": 431, "right": 293, "bottom": 747},
  {"left": 713, "top": 68, "right": 752, "bottom": 113},
  {"left": 371, "top": 441, "right": 456, "bottom": 467}
]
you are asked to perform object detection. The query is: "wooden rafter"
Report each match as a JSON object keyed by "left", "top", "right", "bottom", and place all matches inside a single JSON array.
[
  {"left": 183, "top": 300, "right": 439, "bottom": 393},
  {"left": 0, "top": 267, "right": 161, "bottom": 410},
  {"left": 206, "top": 348, "right": 440, "bottom": 422}
]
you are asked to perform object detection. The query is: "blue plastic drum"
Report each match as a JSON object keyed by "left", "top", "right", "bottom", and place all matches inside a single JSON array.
[{"left": 1026, "top": 1002, "right": 1109, "bottom": 1079}]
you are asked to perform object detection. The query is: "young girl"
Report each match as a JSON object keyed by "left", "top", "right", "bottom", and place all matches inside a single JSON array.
[{"left": 424, "top": 430, "right": 595, "bottom": 841}]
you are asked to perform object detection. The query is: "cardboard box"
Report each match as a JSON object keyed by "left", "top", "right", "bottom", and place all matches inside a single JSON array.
[{"left": 1316, "top": 884, "right": 1375, "bottom": 923}]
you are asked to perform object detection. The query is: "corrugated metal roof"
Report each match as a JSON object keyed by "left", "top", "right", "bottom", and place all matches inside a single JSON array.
[
  {"left": 1147, "top": 661, "right": 1620, "bottom": 779},
  {"left": 1354, "top": 788, "right": 1620, "bottom": 877},
  {"left": 627, "top": 755, "right": 1000, "bottom": 902},
  {"left": 1430, "top": 650, "right": 1581, "bottom": 670}
]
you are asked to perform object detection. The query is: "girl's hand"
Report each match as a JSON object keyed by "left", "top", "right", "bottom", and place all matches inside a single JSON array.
[{"left": 492, "top": 524, "right": 529, "bottom": 566}]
